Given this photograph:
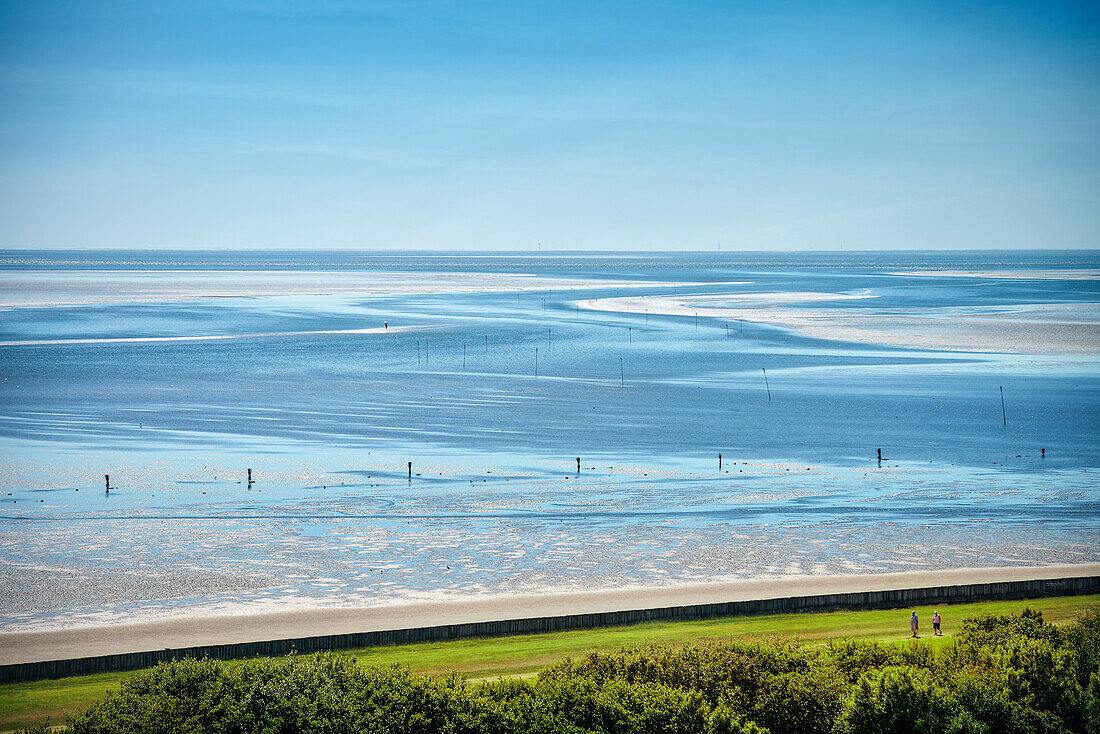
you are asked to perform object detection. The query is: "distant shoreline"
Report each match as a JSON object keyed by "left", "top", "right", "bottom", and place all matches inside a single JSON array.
[{"left": 2, "top": 563, "right": 1096, "bottom": 670}]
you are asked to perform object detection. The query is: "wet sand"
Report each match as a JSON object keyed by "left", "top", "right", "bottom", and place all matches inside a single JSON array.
[
  {"left": 893, "top": 269, "right": 1100, "bottom": 280},
  {"left": 0, "top": 270, "right": 700, "bottom": 308},
  {"left": 2, "top": 564, "right": 1096, "bottom": 666},
  {"left": 578, "top": 294, "right": 1100, "bottom": 354}
]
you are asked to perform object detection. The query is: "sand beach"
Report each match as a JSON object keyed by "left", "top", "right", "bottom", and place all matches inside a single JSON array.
[{"left": 2, "top": 564, "right": 1096, "bottom": 667}]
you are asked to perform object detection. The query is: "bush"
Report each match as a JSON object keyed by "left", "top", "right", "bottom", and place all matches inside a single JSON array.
[
  {"left": 62, "top": 606, "right": 1100, "bottom": 734},
  {"left": 16, "top": 719, "right": 51, "bottom": 734},
  {"left": 834, "top": 665, "right": 952, "bottom": 734},
  {"left": 1066, "top": 609, "right": 1100, "bottom": 688},
  {"left": 1085, "top": 673, "right": 1100, "bottom": 734},
  {"left": 538, "top": 642, "right": 836, "bottom": 734}
]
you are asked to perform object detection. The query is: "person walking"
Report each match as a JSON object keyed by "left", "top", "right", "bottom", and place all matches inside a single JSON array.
[
  {"left": 910, "top": 610, "right": 919, "bottom": 637},
  {"left": 933, "top": 611, "right": 942, "bottom": 636}
]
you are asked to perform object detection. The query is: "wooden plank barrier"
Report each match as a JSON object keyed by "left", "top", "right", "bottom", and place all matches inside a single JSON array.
[{"left": 2, "top": 575, "right": 1096, "bottom": 682}]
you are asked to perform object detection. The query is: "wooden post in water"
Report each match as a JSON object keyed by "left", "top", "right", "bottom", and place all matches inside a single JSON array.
[
  {"left": 1042, "top": 448, "right": 1046, "bottom": 458},
  {"left": 577, "top": 457, "right": 580, "bottom": 474},
  {"left": 1000, "top": 386, "right": 1007, "bottom": 427},
  {"left": 718, "top": 453, "right": 722, "bottom": 469},
  {"left": 247, "top": 468, "right": 252, "bottom": 486},
  {"left": 877, "top": 448, "right": 882, "bottom": 466},
  {"left": 628, "top": 327, "right": 631, "bottom": 343},
  {"left": 762, "top": 368, "right": 771, "bottom": 400},
  {"left": 104, "top": 474, "right": 110, "bottom": 492},
  {"left": 408, "top": 461, "right": 412, "bottom": 479}
]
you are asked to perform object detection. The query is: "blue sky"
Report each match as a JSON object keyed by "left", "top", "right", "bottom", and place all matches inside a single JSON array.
[{"left": 1, "top": 1, "right": 1097, "bottom": 250}]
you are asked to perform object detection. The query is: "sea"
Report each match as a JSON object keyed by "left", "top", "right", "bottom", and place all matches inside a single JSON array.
[{"left": 0, "top": 249, "right": 1097, "bottom": 630}]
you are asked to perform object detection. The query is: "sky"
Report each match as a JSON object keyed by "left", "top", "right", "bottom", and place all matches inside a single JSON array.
[{"left": 0, "top": 1, "right": 1097, "bottom": 251}]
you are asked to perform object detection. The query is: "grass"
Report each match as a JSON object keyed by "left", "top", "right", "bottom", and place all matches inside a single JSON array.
[{"left": 2, "top": 593, "right": 1097, "bottom": 732}]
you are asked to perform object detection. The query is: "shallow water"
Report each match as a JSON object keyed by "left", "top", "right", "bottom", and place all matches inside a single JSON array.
[{"left": 0, "top": 250, "right": 1097, "bottom": 630}]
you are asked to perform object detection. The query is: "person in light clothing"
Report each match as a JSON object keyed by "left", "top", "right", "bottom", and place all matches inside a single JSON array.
[
  {"left": 910, "top": 610, "right": 919, "bottom": 637},
  {"left": 933, "top": 611, "right": 942, "bottom": 635}
]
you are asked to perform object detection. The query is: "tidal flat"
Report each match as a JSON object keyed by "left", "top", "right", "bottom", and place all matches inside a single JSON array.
[{"left": 0, "top": 250, "right": 1097, "bottom": 631}]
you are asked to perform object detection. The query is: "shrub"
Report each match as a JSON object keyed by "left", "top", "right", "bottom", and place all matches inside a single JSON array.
[
  {"left": 60, "top": 605, "right": 1100, "bottom": 734},
  {"left": 16, "top": 719, "right": 51, "bottom": 734},
  {"left": 1066, "top": 608, "right": 1100, "bottom": 688},
  {"left": 1085, "top": 672, "right": 1100, "bottom": 734},
  {"left": 834, "top": 665, "right": 953, "bottom": 734}
]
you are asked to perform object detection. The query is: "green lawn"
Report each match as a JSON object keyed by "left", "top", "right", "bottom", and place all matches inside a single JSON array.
[{"left": 2, "top": 593, "right": 1097, "bottom": 732}]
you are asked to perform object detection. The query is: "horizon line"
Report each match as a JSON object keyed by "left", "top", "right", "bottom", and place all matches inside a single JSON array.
[{"left": 2, "top": 246, "right": 1098, "bottom": 255}]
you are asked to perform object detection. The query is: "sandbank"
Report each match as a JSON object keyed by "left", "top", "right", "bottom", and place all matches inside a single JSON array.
[
  {"left": 578, "top": 294, "right": 1100, "bottom": 355},
  {"left": 0, "top": 271, "right": 724, "bottom": 308},
  {"left": 893, "top": 269, "right": 1100, "bottom": 280},
  {"left": 1, "top": 564, "right": 1096, "bottom": 667}
]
